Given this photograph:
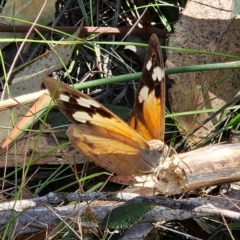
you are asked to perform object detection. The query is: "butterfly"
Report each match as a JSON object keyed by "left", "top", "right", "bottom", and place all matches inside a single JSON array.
[{"left": 43, "top": 34, "right": 167, "bottom": 176}]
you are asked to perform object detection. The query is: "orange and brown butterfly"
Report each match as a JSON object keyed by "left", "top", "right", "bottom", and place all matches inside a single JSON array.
[{"left": 43, "top": 34, "right": 167, "bottom": 176}]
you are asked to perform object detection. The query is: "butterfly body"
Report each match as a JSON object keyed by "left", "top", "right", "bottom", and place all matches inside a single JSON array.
[{"left": 43, "top": 34, "right": 167, "bottom": 176}]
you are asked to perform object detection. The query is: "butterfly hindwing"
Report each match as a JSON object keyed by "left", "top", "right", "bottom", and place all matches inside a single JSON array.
[
  {"left": 129, "top": 34, "right": 165, "bottom": 142},
  {"left": 67, "top": 124, "right": 156, "bottom": 174}
]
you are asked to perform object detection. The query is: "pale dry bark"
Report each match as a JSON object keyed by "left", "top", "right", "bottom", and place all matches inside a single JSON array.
[{"left": 155, "top": 143, "right": 240, "bottom": 195}]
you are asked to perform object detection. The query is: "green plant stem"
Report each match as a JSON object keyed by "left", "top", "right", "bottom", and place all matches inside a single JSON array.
[{"left": 73, "top": 61, "right": 240, "bottom": 90}]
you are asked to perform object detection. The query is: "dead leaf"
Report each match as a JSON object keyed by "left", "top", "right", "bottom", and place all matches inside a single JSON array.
[
  {"left": 0, "top": 134, "right": 82, "bottom": 167},
  {"left": 167, "top": 0, "right": 240, "bottom": 145},
  {"left": 0, "top": 27, "right": 81, "bottom": 144},
  {"left": 0, "top": 0, "right": 56, "bottom": 49}
]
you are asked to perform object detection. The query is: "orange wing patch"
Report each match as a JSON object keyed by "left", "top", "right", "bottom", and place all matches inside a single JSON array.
[
  {"left": 129, "top": 34, "right": 165, "bottom": 142},
  {"left": 67, "top": 125, "right": 158, "bottom": 175}
]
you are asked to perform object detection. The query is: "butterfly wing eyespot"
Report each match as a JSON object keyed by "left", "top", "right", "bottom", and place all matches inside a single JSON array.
[{"left": 43, "top": 33, "right": 166, "bottom": 175}]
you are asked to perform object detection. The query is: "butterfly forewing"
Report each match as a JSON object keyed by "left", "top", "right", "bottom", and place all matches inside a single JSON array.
[
  {"left": 43, "top": 77, "right": 148, "bottom": 148},
  {"left": 129, "top": 34, "right": 165, "bottom": 142}
]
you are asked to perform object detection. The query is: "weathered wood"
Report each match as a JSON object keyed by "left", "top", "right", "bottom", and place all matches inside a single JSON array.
[
  {"left": 1, "top": 191, "right": 239, "bottom": 237},
  {"left": 155, "top": 143, "right": 240, "bottom": 194}
]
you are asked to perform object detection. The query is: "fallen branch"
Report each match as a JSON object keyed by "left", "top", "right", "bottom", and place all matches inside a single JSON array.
[
  {"left": 154, "top": 143, "right": 240, "bottom": 195},
  {"left": 0, "top": 191, "right": 239, "bottom": 236},
  {"left": 0, "top": 191, "right": 239, "bottom": 216}
]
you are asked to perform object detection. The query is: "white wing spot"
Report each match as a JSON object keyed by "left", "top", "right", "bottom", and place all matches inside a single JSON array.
[
  {"left": 139, "top": 86, "right": 149, "bottom": 103},
  {"left": 152, "top": 66, "right": 162, "bottom": 82},
  {"left": 77, "top": 98, "right": 100, "bottom": 108},
  {"left": 73, "top": 111, "right": 91, "bottom": 123},
  {"left": 59, "top": 94, "right": 70, "bottom": 102},
  {"left": 146, "top": 60, "right": 152, "bottom": 70},
  {"left": 161, "top": 68, "right": 164, "bottom": 80}
]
